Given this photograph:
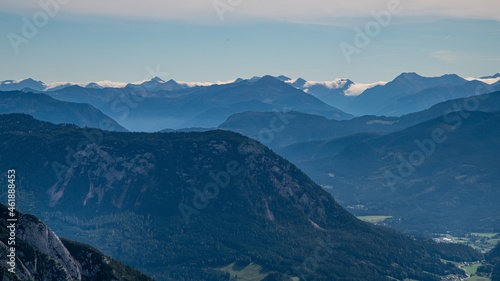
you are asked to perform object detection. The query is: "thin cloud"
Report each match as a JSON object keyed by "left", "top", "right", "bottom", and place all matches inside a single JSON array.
[
  {"left": 304, "top": 79, "right": 350, "bottom": 89},
  {"left": 465, "top": 77, "right": 500, "bottom": 84},
  {"left": 178, "top": 79, "right": 237, "bottom": 87},
  {"left": 430, "top": 50, "right": 459, "bottom": 62},
  {"left": 2, "top": 0, "right": 499, "bottom": 23},
  {"left": 362, "top": 54, "right": 395, "bottom": 59},
  {"left": 345, "top": 81, "right": 388, "bottom": 96}
]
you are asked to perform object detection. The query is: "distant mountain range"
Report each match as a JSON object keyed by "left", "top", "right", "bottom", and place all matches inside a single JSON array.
[
  {"left": 5, "top": 73, "right": 497, "bottom": 95},
  {"left": 0, "top": 203, "right": 154, "bottom": 281},
  {"left": 291, "top": 72, "right": 500, "bottom": 116},
  {"left": 0, "top": 77, "right": 191, "bottom": 92},
  {"left": 0, "top": 76, "right": 291, "bottom": 93},
  {"left": 343, "top": 73, "right": 500, "bottom": 116},
  {"left": 1, "top": 72, "right": 499, "bottom": 280},
  {"left": 2, "top": 73, "right": 498, "bottom": 128},
  {"left": 0, "top": 90, "right": 127, "bottom": 132},
  {"left": 0, "top": 113, "right": 482, "bottom": 280},
  {"left": 35, "top": 75, "right": 350, "bottom": 131},
  {"left": 219, "top": 90, "right": 500, "bottom": 148},
  {"left": 219, "top": 111, "right": 396, "bottom": 148}
]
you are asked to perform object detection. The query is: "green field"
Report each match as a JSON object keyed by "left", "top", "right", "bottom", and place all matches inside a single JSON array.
[
  {"left": 440, "top": 260, "right": 491, "bottom": 281},
  {"left": 471, "top": 233, "right": 498, "bottom": 238},
  {"left": 436, "top": 232, "right": 499, "bottom": 253},
  {"left": 463, "top": 263, "right": 481, "bottom": 275},
  {"left": 465, "top": 276, "right": 491, "bottom": 281},
  {"left": 472, "top": 233, "right": 498, "bottom": 238},
  {"left": 217, "top": 262, "right": 301, "bottom": 281},
  {"left": 488, "top": 239, "right": 500, "bottom": 245},
  {"left": 218, "top": 262, "right": 270, "bottom": 281},
  {"left": 357, "top": 216, "right": 393, "bottom": 223}
]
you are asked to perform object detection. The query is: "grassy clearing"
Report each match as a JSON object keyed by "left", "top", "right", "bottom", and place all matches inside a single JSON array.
[
  {"left": 471, "top": 233, "right": 498, "bottom": 238},
  {"left": 218, "top": 262, "right": 270, "bottom": 281},
  {"left": 436, "top": 232, "right": 499, "bottom": 253},
  {"left": 465, "top": 276, "right": 491, "bottom": 281},
  {"left": 441, "top": 259, "right": 460, "bottom": 266},
  {"left": 488, "top": 239, "right": 500, "bottom": 245},
  {"left": 463, "top": 263, "right": 481, "bottom": 275},
  {"left": 357, "top": 216, "right": 393, "bottom": 223},
  {"left": 346, "top": 205, "right": 366, "bottom": 210}
]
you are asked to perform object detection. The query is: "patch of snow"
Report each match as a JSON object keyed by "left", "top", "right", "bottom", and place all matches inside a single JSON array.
[
  {"left": 93, "top": 80, "right": 131, "bottom": 88},
  {"left": 465, "top": 77, "right": 500, "bottom": 84},
  {"left": 177, "top": 79, "right": 238, "bottom": 87},
  {"left": 45, "top": 80, "right": 134, "bottom": 90},
  {"left": 44, "top": 82, "right": 73, "bottom": 90}
]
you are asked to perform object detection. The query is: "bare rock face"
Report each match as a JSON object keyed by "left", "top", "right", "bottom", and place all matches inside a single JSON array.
[
  {"left": 17, "top": 215, "right": 82, "bottom": 281},
  {"left": 0, "top": 207, "right": 81, "bottom": 281},
  {"left": 0, "top": 241, "right": 35, "bottom": 281}
]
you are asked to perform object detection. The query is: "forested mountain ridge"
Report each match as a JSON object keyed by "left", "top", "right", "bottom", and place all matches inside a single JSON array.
[{"left": 0, "top": 113, "right": 482, "bottom": 280}]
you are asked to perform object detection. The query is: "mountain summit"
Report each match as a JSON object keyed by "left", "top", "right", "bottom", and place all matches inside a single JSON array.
[{"left": 0, "top": 78, "right": 46, "bottom": 92}]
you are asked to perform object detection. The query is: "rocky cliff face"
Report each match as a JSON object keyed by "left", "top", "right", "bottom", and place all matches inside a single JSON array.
[
  {"left": 16, "top": 214, "right": 82, "bottom": 280},
  {"left": 0, "top": 207, "right": 80, "bottom": 281}
]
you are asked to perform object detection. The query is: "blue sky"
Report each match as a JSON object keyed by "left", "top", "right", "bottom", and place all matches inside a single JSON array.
[{"left": 0, "top": 0, "right": 499, "bottom": 84}]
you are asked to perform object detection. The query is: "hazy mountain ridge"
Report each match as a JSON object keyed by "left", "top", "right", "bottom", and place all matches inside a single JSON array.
[
  {"left": 220, "top": 90, "right": 500, "bottom": 149},
  {"left": 42, "top": 75, "right": 350, "bottom": 131},
  {"left": 376, "top": 79, "right": 498, "bottom": 116},
  {"left": 3, "top": 72, "right": 499, "bottom": 124},
  {"left": 343, "top": 73, "right": 468, "bottom": 115},
  {"left": 0, "top": 90, "right": 127, "bottom": 132},
  {"left": 284, "top": 110, "right": 500, "bottom": 235},
  {"left": 291, "top": 72, "right": 499, "bottom": 116},
  {"left": 218, "top": 111, "right": 397, "bottom": 148}
]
